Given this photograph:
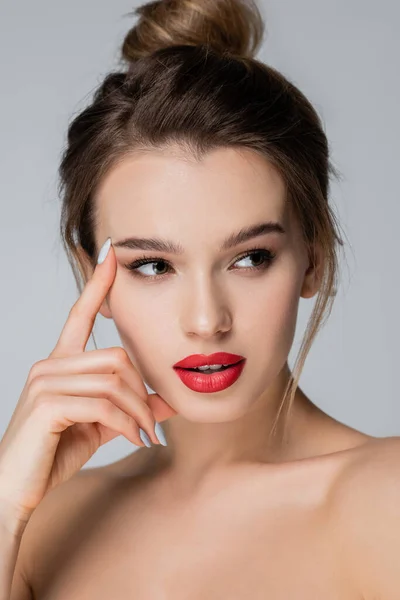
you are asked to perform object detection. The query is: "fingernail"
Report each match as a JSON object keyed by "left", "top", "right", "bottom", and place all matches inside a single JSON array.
[
  {"left": 155, "top": 422, "right": 168, "bottom": 446},
  {"left": 139, "top": 428, "right": 152, "bottom": 448},
  {"left": 97, "top": 237, "right": 111, "bottom": 264}
]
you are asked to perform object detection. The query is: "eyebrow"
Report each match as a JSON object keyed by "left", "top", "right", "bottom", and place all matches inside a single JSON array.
[{"left": 113, "top": 221, "right": 286, "bottom": 254}]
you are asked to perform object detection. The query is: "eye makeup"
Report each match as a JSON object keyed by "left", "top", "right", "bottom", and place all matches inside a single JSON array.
[{"left": 122, "top": 246, "right": 277, "bottom": 281}]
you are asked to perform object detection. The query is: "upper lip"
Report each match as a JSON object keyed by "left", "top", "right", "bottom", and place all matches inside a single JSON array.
[{"left": 173, "top": 353, "right": 245, "bottom": 369}]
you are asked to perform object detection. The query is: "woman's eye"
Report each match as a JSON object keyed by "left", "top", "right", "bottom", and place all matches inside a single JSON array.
[
  {"left": 124, "top": 248, "right": 276, "bottom": 280},
  {"left": 234, "top": 250, "right": 274, "bottom": 270},
  {"left": 133, "top": 260, "right": 171, "bottom": 277}
]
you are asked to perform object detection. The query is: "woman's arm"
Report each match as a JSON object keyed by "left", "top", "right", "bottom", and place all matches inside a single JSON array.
[{"left": 0, "top": 516, "right": 31, "bottom": 600}]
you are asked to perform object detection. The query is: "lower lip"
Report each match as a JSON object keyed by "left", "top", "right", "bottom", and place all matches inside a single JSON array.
[{"left": 173, "top": 361, "right": 246, "bottom": 393}]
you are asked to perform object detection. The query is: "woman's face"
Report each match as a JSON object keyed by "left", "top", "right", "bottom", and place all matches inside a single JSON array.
[{"left": 94, "top": 146, "right": 315, "bottom": 422}]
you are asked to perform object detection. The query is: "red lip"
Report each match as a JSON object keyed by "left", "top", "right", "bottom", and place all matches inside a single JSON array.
[
  {"left": 174, "top": 361, "right": 245, "bottom": 393},
  {"left": 173, "top": 352, "right": 245, "bottom": 369}
]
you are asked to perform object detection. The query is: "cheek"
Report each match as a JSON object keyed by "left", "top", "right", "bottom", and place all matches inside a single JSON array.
[
  {"left": 109, "top": 284, "right": 177, "bottom": 369},
  {"left": 240, "top": 264, "right": 303, "bottom": 352}
]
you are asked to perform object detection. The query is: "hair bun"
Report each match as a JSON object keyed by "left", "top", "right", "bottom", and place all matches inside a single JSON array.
[{"left": 121, "top": 0, "right": 264, "bottom": 63}]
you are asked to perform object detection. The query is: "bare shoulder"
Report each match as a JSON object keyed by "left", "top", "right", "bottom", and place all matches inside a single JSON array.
[
  {"left": 19, "top": 448, "right": 149, "bottom": 591},
  {"left": 18, "top": 467, "right": 104, "bottom": 581},
  {"left": 328, "top": 435, "right": 400, "bottom": 600}
]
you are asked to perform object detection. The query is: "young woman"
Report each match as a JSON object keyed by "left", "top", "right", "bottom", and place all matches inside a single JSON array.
[{"left": 1, "top": 0, "right": 399, "bottom": 598}]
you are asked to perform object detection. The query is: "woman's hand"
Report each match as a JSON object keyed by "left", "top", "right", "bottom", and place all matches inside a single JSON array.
[{"left": 0, "top": 239, "right": 176, "bottom": 533}]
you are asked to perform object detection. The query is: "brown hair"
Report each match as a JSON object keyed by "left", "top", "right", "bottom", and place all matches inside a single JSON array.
[{"left": 58, "top": 0, "right": 344, "bottom": 442}]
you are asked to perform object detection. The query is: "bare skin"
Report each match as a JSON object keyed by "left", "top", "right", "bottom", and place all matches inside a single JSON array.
[
  {"left": 13, "top": 389, "right": 378, "bottom": 600},
  {"left": 9, "top": 146, "right": 392, "bottom": 598}
]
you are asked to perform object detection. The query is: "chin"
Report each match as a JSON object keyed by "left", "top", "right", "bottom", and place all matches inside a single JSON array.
[{"left": 158, "top": 385, "right": 261, "bottom": 423}]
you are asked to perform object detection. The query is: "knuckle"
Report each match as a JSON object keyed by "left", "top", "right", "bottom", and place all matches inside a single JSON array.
[
  {"left": 32, "top": 392, "right": 54, "bottom": 415},
  {"left": 109, "top": 346, "right": 130, "bottom": 368},
  {"left": 27, "top": 360, "right": 47, "bottom": 383},
  {"left": 104, "top": 373, "right": 123, "bottom": 393},
  {"left": 98, "top": 398, "right": 115, "bottom": 419},
  {"left": 28, "top": 374, "right": 48, "bottom": 398}
]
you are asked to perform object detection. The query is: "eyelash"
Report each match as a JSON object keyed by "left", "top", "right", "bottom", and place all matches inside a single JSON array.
[{"left": 123, "top": 246, "right": 277, "bottom": 281}]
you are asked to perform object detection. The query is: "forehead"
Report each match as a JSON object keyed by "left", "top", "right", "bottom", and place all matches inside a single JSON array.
[{"left": 94, "top": 146, "right": 291, "bottom": 244}]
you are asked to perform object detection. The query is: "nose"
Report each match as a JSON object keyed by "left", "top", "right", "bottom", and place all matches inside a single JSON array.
[{"left": 180, "top": 275, "right": 232, "bottom": 339}]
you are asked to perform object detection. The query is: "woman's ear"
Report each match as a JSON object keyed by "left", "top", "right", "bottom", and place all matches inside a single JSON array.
[
  {"left": 75, "top": 244, "right": 113, "bottom": 319},
  {"left": 300, "top": 244, "right": 324, "bottom": 299}
]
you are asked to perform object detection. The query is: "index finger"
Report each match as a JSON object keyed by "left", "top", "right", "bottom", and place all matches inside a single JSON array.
[{"left": 50, "top": 238, "right": 115, "bottom": 359}]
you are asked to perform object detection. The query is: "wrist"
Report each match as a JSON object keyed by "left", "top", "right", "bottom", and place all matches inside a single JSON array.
[{"left": 0, "top": 498, "right": 30, "bottom": 540}]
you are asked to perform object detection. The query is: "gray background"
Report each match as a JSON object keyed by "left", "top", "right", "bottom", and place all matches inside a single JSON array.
[{"left": 1, "top": 0, "right": 398, "bottom": 469}]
